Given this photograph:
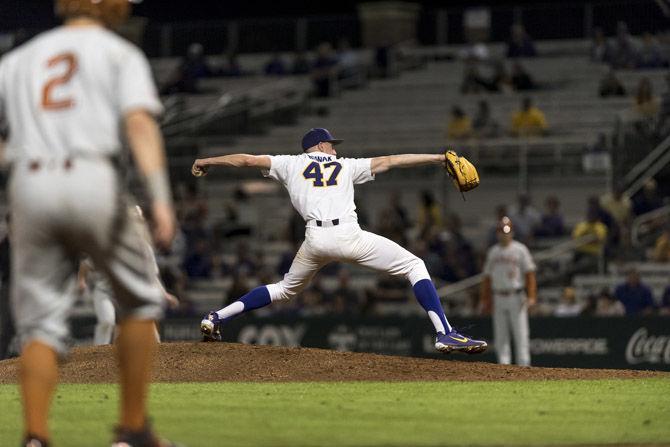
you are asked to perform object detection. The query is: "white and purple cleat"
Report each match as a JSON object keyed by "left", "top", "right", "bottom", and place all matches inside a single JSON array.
[
  {"left": 435, "top": 329, "right": 488, "bottom": 354},
  {"left": 200, "top": 311, "right": 222, "bottom": 342}
]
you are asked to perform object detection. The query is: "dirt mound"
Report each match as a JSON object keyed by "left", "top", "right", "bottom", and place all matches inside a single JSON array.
[{"left": 0, "top": 342, "right": 666, "bottom": 384}]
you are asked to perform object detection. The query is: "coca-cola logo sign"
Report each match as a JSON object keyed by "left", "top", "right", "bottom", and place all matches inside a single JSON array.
[{"left": 625, "top": 328, "right": 670, "bottom": 365}]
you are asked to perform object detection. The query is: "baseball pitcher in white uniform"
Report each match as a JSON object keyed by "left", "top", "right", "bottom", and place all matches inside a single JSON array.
[
  {"left": 191, "top": 128, "right": 488, "bottom": 354},
  {"left": 0, "top": 1, "right": 177, "bottom": 446},
  {"left": 481, "top": 217, "right": 537, "bottom": 366}
]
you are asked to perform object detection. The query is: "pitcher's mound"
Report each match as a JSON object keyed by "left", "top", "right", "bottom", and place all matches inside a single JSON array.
[{"left": 0, "top": 342, "right": 665, "bottom": 383}]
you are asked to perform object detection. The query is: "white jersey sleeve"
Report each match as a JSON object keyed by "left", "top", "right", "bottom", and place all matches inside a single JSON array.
[
  {"left": 342, "top": 157, "right": 375, "bottom": 184},
  {"left": 263, "top": 155, "right": 293, "bottom": 183},
  {"left": 118, "top": 48, "right": 163, "bottom": 116}
]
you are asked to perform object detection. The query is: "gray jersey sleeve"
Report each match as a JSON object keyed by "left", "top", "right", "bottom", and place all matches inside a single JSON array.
[{"left": 118, "top": 47, "right": 163, "bottom": 116}]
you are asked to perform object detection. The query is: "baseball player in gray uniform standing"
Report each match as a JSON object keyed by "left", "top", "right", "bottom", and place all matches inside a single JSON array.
[
  {"left": 481, "top": 217, "right": 537, "bottom": 366},
  {"left": 192, "top": 128, "right": 488, "bottom": 354},
  {"left": 0, "top": 1, "right": 177, "bottom": 446}
]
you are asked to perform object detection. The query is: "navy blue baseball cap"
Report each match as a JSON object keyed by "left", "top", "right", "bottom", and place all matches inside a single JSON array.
[{"left": 301, "top": 128, "right": 343, "bottom": 151}]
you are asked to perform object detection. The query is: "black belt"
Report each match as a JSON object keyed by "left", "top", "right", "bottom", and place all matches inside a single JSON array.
[
  {"left": 316, "top": 219, "right": 339, "bottom": 227},
  {"left": 17, "top": 154, "right": 120, "bottom": 173},
  {"left": 494, "top": 288, "right": 524, "bottom": 296}
]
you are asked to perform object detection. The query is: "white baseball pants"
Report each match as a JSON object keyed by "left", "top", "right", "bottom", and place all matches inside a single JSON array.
[
  {"left": 266, "top": 223, "right": 430, "bottom": 302},
  {"left": 493, "top": 293, "right": 530, "bottom": 366},
  {"left": 9, "top": 158, "right": 164, "bottom": 354}
]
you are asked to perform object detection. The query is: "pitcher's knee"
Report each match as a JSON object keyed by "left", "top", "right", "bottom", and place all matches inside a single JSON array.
[
  {"left": 266, "top": 282, "right": 300, "bottom": 303},
  {"left": 406, "top": 257, "right": 430, "bottom": 285}
]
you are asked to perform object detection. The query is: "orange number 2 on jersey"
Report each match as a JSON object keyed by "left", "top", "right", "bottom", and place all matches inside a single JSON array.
[{"left": 42, "top": 52, "right": 78, "bottom": 110}]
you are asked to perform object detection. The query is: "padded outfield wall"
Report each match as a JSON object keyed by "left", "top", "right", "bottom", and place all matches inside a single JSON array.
[{"left": 68, "top": 316, "right": 670, "bottom": 371}]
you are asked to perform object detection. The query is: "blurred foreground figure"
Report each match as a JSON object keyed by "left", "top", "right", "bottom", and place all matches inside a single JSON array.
[{"left": 0, "top": 1, "right": 177, "bottom": 446}]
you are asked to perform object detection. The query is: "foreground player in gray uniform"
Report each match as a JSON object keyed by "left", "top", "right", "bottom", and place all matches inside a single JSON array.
[
  {"left": 192, "top": 128, "right": 488, "bottom": 354},
  {"left": 0, "top": 1, "right": 176, "bottom": 446},
  {"left": 481, "top": 217, "right": 537, "bottom": 366}
]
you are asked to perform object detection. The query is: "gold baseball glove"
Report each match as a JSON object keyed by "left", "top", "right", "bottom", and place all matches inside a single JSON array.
[{"left": 444, "top": 150, "right": 480, "bottom": 192}]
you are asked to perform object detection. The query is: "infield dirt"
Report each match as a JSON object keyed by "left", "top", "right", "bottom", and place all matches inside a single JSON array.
[{"left": 0, "top": 342, "right": 667, "bottom": 383}]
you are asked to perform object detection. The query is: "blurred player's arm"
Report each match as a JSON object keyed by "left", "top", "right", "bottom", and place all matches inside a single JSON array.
[
  {"left": 192, "top": 154, "right": 271, "bottom": 175},
  {"left": 525, "top": 271, "right": 537, "bottom": 306},
  {"left": 479, "top": 275, "right": 492, "bottom": 315},
  {"left": 125, "top": 110, "right": 175, "bottom": 249},
  {"left": 370, "top": 154, "right": 443, "bottom": 174}
]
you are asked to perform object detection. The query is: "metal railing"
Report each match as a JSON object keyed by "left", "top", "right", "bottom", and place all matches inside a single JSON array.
[
  {"left": 631, "top": 203, "right": 670, "bottom": 247},
  {"left": 436, "top": 233, "right": 599, "bottom": 299}
]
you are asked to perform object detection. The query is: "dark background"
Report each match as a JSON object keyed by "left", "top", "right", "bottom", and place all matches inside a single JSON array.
[{"left": 0, "top": 0, "right": 647, "bottom": 30}]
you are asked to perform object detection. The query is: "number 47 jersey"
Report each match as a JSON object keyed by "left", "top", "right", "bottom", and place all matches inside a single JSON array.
[
  {"left": 264, "top": 152, "right": 375, "bottom": 223},
  {"left": 0, "top": 26, "right": 162, "bottom": 162}
]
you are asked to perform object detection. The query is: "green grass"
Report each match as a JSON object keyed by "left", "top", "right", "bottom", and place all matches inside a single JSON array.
[{"left": 1, "top": 380, "right": 669, "bottom": 446}]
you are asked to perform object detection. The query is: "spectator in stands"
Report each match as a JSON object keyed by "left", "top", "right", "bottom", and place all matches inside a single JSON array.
[
  {"left": 511, "top": 97, "right": 548, "bottom": 137},
  {"left": 535, "top": 196, "right": 566, "bottom": 238},
  {"left": 595, "top": 288, "right": 625, "bottom": 316},
  {"left": 554, "top": 287, "right": 583, "bottom": 317},
  {"left": 610, "top": 22, "right": 638, "bottom": 69},
  {"left": 291, "top": 51, "right": 311, "bottom": 75},
  {"left": 299, "top": 275, "right": 329, "bottom": 316},
  {"left": 572, "top": 207, "right": 608, "bottom": 273},
  {"left": 460, "top": 63, "right": 483, "bottom": 94},
  {"left": 472, "top": 100, "right": 499, "bottom": 138},
  {"left": 160, "top": 42, "right": 214, "bottom": 95},
  {"left": 437, "top": 214, "right": 477, "bottom": 281},
  {"left": 461, "top": 60, "right": 512, "bottom": 94},
  {"left": 598, "top": 69, "right": 626, "bottom": 97},
  {"left": 633, "top": 179, "right": 663, "bottom": 216},
  {"left": 418, "top": 190, "right": 441, "bottom": 238},
  {"left": 446, "top": 106, "right": 473, "bottom": 140},
  {"left": 234, "top": 241, "right": 257, "bottom": 275},
  {"left": 651, "top": 224, "right": 670, "bottom": 262},
  {"left": 264, "top": 53, "right": 287, "bottom": 76},
  {"left": 660, "top": 285, "right": 670, "bottom": 316},
  {"left": 587, "top": 196, "right": 621, "bottom": 256},
  {"left": 337, "top": 38, "right": 364, "bottom": 87},
  {"left": 182, "top": 238, "right": 214, "bottom": 279},
  {"left": 506, "top": 23, "right": 537, "bottom": 58},
  {"left": 634, "top": 77, "right": 660, "bottom": 120},
  {"left": 600, "top": 184, "right": 632, "bottom": 236},
  {"left": 510, "top": 62, "right": 535, "bottom": 91},
  {"left": 224, "top": 266, "right": 252, "bottom": 307},
  {"left": 220, "top": 53, "right": 245, "bottom": 77},
  {"left": 377, "top": 191, "right": 411, "bottom": 246},
  {"left": 590, "top": 28, "right": 611, "bottom": 63},
  {"left": 637, "top": 32, "right": 666, "bottom": 69},
  {"left": 508, "top": 193, "right": 541, "bottom": 244},
  {"left": 614, "top": 268, "right": 656, "bottom": 316},
  {"left": 312, "top": 42, "right": 339, "bottom": 97},
  {"left": 176, "top": 182, "right": 208, "bottom": 224},
  {"left": 460, "top": 40, "right": 490, "bottom": 63},
  {"left": 331, "top": 269, "right": 361, "bottom": 315}
]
